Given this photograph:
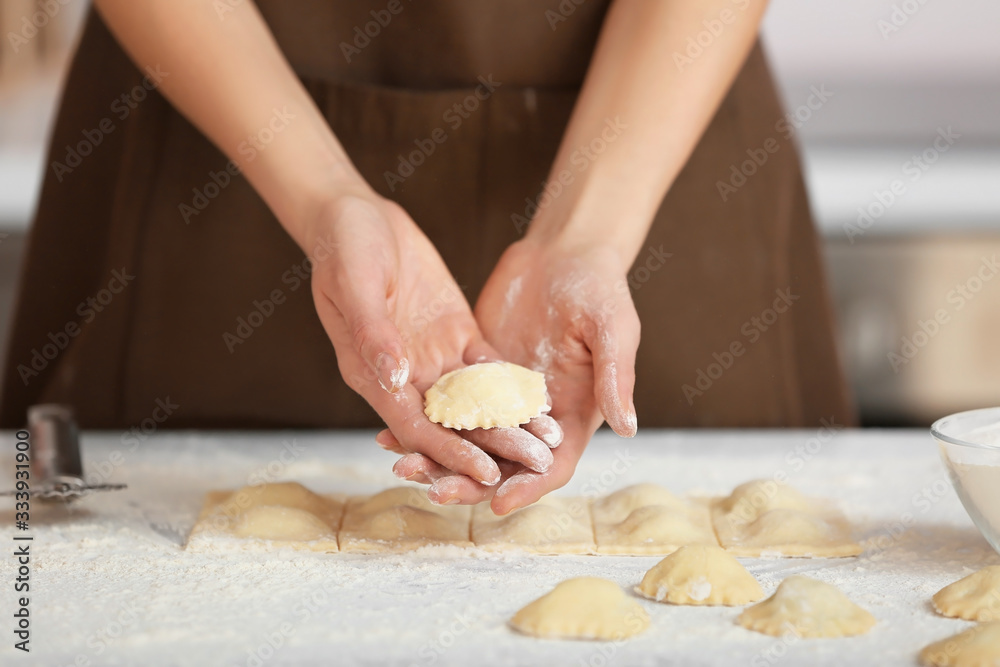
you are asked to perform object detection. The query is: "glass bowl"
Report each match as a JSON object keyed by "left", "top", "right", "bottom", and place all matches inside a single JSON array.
[{"left": 932, "top": 407, "right": 1000, "bottom": 554}]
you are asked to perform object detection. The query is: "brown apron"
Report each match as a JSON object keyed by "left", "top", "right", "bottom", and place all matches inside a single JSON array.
[{"left": 0, "top": 1, "right": 855, "bottom": 430}]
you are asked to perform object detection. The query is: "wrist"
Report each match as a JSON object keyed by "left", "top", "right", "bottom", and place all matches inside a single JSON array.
[
  {"left": 523, "top": 192, "right": 648, "bottom": 269},
  {"left": 282, "top": 163, "right": 379, "bottom": 254}
]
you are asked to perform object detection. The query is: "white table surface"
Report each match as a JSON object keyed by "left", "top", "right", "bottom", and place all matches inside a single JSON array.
[{"left": 0, "top": 428, "right": 994, "bottom": 667}]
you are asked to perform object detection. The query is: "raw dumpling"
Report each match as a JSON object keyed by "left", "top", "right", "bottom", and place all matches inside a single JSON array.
[
  {"left": 933, "top": 566, "right": 1000, "bottom": 621},
  {"left": 472, "top": 496, "right": 594, "bottom": 554},
  {"left": 187, "top": 481, "right": 344, "bottom": 552},
  {"left": 712, "top": 480, "right": 862, "bottom": 558},
  {"left": 510, "top": 577, "right": 649, "bottom": 640},
  {"left": 636, "top": 545, "right": 764, "bottom": 606},
  {"left": 921, "top": 622, "right": 1000, "bottom": 666},
  {"left": 592, "top": 484, "right": 690, "bottom": 523},
  {"left": 340, "top": 486, "right": 472, "bottom": 552},
  {"left": 593, "top": 484, "right": 715, "bottom": 555},
  {"left": 423, "top": 361, "right": 549, "bottom": 429},
  {"left": 737, "top": 576, "right": 876, "bottom": 638},
  {"left": 716, "top": 480, "right": 817, "bottom": 520},
  {"left": 232, "top": 506, "right": 332, "bottom": 541}
]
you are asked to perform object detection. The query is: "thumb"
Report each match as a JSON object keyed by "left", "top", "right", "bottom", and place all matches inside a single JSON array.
[{"left": 582, "top": 309, "right": 639, "bottom": 437}]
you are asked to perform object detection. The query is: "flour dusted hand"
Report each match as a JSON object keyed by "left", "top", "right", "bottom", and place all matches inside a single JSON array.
[{"left": 423, "top": 361, "right": 550, "bottom": 430}]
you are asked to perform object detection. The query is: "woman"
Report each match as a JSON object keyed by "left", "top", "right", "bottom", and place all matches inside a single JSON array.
[{"left": 0, "top": 0, "right": 853, "bottom": 514}]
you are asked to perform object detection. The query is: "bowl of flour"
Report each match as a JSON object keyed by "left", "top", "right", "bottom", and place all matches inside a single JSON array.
[{"left": 933, "top": 407, "right": 1000, "bottom": 555}]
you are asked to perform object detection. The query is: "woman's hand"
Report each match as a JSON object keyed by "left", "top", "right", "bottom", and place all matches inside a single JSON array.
[
  {"left": 389, "top": 237, "right": 640, "bottom": 514},
  {"left": 307, "top": 193, "right": 560, "bottom": 486}
]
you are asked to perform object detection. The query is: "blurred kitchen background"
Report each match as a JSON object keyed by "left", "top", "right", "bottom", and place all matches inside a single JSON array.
[{"left": 0, "top": 0, "right": 998, "bottom": 426}]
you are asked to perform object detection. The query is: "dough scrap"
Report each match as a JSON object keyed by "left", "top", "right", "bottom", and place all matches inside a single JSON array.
[
  {"left": 187, "top": 482, "right": 344, "bottom": 552},
  {"left": 472, "top": 496, "right": 594, "bottom": 554},
  {"left": 423, "top": 361, "right": 549, "bottom": 430},
  {"left": 593, "top": 484, "right": 716, "bottom": 555},
  {"left": 510, "top": 577, "right": 650, "bottom": 640},
  {"left": 712, "top": 480, "right": 862, "bottom": 557},
  {"left": 340, "top": 486, "right": 472, "bottom": 552},
  {"left": 933, "top": 566, "right": 1000, "bottom": 621},
  {"left": 737, "top": 575, "right": 876, "bottom": 638},
  {"left": 635, "top": 545, "right": 764, "bottom": 606},
  {"left": 920, "top": 622, "right": 1000, "bottom": 667}
]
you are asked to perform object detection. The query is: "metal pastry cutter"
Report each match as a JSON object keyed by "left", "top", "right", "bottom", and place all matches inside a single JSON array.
[{"left": 1, "top": 405, "right": 127, "bottom": 501}]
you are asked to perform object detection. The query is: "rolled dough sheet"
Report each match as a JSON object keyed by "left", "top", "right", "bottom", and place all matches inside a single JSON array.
[
  {"left": 711, "top": 480, "right": 862, "bottom": 557},
  {"left": 186, "top": 482, "right": 344, "bottom": 553},
  {"left": 340, "top": 486, "right": 472, "bottom": 552},
  {"left": 472, "top": 496, "right": 595, "bottom": 554},
  {"left": 592, "top": 484, "right": 717, "bottom": 555}
]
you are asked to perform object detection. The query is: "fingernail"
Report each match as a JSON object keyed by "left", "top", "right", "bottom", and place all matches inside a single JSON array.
[
  {"left": 623, "top": 400, "right": 637, "bottom": 437},
  {"left": 525, "top": 447, "right": 554, "bottom": 474},
  {"left": 461, "top": 441, "right": 501, "bottom": 485},
  {"left": 478, "top": 469, "right": 501, "bottom": 486},
  {"left": 375, "top": 354, "right": 409, "bottom": 393}
]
